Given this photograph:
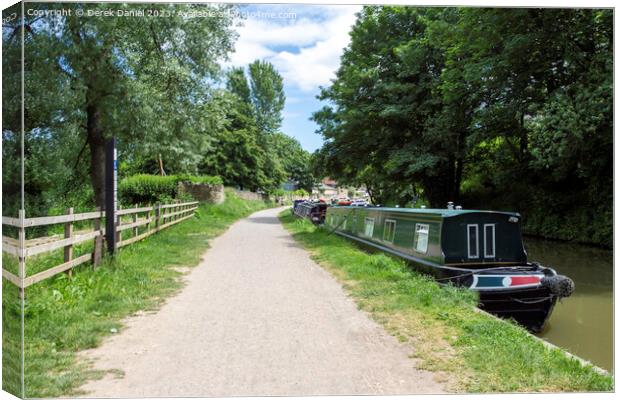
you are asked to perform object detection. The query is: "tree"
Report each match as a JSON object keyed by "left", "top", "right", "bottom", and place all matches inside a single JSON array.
[
  {"left": 270, "top": 132, "right": 315, "bottom": 192},
  {"left": 198, "top": 91, "right": 266, "bottom": 191},
  {"left": 313, "top": 6, "right": 612, "bottom": 246},
  {"left": 226, "top": 67, "right": 252, "bottom": 104},
  {"left": 217, "top": 61, "right": 307, "bottom": 193},
  {"left": 10, "top": 3, "right": 237, "bottom": 208},
  {"left": 248, "top": 60, "right": 286, "bottom": 135},
  {"left": 313, "top": 7, "right": 464, "bottom": 207}
]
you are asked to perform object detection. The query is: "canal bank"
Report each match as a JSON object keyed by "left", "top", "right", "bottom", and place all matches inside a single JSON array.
[{"left": 280, "top": 212, "right": 612, "bottom": 392}]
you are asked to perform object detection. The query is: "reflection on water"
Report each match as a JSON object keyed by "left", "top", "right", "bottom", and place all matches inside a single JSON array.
[{"left": 524, "top": 237, "right": 613, "bottom": 372}]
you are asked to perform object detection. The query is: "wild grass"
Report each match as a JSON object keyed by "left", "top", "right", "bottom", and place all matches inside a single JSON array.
[
  {"left": 279, "top": 213, "right": 613, "bottom": 393},
  {"left": 2, "top": 191, "right": 273, "bottom": 398}
]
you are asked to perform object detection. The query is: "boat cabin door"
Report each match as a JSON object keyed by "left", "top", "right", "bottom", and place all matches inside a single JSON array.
[{"left": 466, "top": 223, "right": 496, "bottom": 262}]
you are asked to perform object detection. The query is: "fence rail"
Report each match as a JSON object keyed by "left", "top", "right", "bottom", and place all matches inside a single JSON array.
[{"left": 1, "top": 201, "right": 199, "bottom": 291}]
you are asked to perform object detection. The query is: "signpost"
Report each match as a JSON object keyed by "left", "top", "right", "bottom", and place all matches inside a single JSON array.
[{"left": 105, "top": 138, "right": 117, "bottom": 255}]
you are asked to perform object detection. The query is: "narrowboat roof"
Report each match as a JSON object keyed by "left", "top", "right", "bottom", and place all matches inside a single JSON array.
[{"left": 332, "top": 206, "right": 520, "bottom": 218}]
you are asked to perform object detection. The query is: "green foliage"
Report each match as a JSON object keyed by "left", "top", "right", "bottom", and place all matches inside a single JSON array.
[
  {"left": 200, "top": 64, "right": 314, "bottom": 193},
  {"left": 3, "top": 2, "right": 237, "bottom": 209},
  {"left": 3, "top": 4, "right": 314, "bottom": 218},
  {"left": 280, "top": 213, "right": 613, "bottom": 392},
  {"left": 313, "top": 7, "right": 612, "bottom": 246},
  {"left": 270, "top": 189, "right": 287, "bottom": 197},
  {"left": 312, "top": 7, "right": 464, "bottom": 207},
  {"left": 176, "top": 174, "right": 223, "bottom": 185},
  {"left": 2, "top": 192, "right": 273, "bottom": 397},
  {"left": 270, "top": 132, "right": 315, "bottom": 192},
  {"left": 118, "top": 174, "right": 222, "bottom": 205},
  {"left": 452, "top": 8, "right": 613, "bottom": 247},
  {"left": 293, "top": 189, "right": 309, "bottom": 197},
  {"left": 198, "top": 89, "right": 278, "bottom": 191},
  {"left": 2, "top": 280, "right": 22, "bottom": 398},
  {"left": 118, "top": 175, "right": 179, "bottom": 205},
  {"left": 248, "top": 60, "right": 286, "bottom": 134}
]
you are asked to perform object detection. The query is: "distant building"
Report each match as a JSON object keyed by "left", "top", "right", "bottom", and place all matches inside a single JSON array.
[
  {"left": 314, "top": 183, "right": 338, "bottom": 198},
  {"left": 312, "top": 177, "right": 368, "bottom": 200}
]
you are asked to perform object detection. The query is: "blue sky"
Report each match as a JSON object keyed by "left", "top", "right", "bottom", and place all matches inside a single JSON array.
[{"left": 227, "top": 4, "right": 362, "bottom": 152}]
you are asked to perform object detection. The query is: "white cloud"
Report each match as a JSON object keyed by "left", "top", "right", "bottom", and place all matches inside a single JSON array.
[
  {"left": 229, "top": 5, "right": 361, "bottom": 92},
  {"left": 285, "top": 96, "right": 303, "bottom": 104},
  {"left": 228, "top": 38, "right": 276, "bottom": 66},
  {"left": 282, "top": 111, "right": 302, "bottom": 119}
]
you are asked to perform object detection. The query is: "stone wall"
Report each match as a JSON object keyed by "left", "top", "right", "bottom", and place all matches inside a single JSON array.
[
  {"left": 233, "top": 190, "right": 269, "bottom": 202},
  {"left": 178, "top": 183, "right": 225, "bottom": 204}
]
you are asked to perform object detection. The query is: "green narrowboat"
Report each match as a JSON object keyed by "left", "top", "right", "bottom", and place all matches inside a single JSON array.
[{"left": 325, "top": 205, "right": 574, "bottom": 332}]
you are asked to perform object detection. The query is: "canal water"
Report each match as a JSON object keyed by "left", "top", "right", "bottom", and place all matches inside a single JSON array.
[{"left": 524, "top": 237, "right": 613, "bottom": 372}]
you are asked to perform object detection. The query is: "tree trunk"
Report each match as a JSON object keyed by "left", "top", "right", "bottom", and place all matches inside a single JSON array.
[
  {"left": 86, "top": 101, "right": 106, "bottom": 209},
  {"left": 454, "top": 157, "right": 463, "bottom": 203},
  {"left": 365, "top": 183, "right": 378, "bottom": 205},
  {"left": 519, "top": 111, "right": 528, "bottom": 163},
  {"left": 453, "top": 129, "right": 466, "bottom": 203}
]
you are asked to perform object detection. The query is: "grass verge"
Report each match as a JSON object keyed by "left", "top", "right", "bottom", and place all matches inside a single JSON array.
[
  {"left": 2, "top": 191, "right": 274, "bottom": 398},
  {"left": 279, "top": 212, "right": 613, "bottom": 393}
]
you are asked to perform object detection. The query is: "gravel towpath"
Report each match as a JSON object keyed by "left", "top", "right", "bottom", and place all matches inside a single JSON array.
[{"left": 78, "top": 207, "right": 445, "bottom": 397}]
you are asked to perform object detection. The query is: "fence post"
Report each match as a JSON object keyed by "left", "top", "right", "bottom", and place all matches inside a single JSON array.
[
  {"left": 64, "top": 207, "right": 74, "bottom": 278},
  {"left": 116, "top": 205, "right": 122, "bottom": 245},
  {"left": 18, "top": 209, "right": 26, "bottom": 299},
  {"left": 155, "top": 203, "right": 161, "bottom": 230},
  {"left": 133, "top": 204, "right": 139, "bottom": 237},
  {"left": 92, "top": 207, "right": 103, "bottom": 269},
  {"left": 146, "top": 206, "right": 151, "bottom": 233}
]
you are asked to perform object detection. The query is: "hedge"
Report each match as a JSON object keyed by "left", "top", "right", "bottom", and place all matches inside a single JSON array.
[{"left": 119, "top": 174, "right": 222, "bottom": 205}]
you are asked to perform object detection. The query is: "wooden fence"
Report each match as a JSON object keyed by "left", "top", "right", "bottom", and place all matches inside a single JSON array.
[{"left": 1, "top": 201, "right": 198, "bottom": 292}]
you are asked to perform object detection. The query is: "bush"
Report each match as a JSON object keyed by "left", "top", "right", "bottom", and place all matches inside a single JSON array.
[
  {"left": 119, "top": 174, "right": 222, "bottom": 205},
  {"left": 176, "top": 174, "right": 223, "bottom": 185},
  {"left": 293, "top": 189, "right": 309, "bottom": 197}
]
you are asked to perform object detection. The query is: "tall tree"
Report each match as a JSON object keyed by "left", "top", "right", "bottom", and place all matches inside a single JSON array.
[
  {"left": 226, "top": 67, "right": 252, "bottom": 104},
  {"left": 313, "top": 6, "right": 612, "bottom": 245},
  {"left": 313, "top": 7, "right": 463, "bottom": 206},
  {"left": 218, "top": 61, "right": 291, "bottom": 192},
  {"left": 198, "top": 91, "right": 266, "bottom": 191},
  {"left": 248, "top": 60, "right": 286, "bottom": 135},
  {"left": 10, "top": 3, "right": 237, "bottom": 208}
]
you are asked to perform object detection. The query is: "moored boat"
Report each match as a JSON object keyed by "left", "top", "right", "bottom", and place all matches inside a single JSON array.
[
  {"left": 293, "top": 200, "right": 329, "bottom": 224},
  {"left": 325, "top": 205, "right": 574, "bottom": 332}
]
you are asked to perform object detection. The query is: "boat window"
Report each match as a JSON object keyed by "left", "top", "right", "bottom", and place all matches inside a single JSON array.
[
  {"left": 383, "top": 219, "right": 396, "bottom": 243},
  {"left": 467, "top": 224, "right": 479, "bottom": 258},
  {"left": 484, "top": 224, "right": 495, "bottom": 258},
  {"left": 364, "top": 218, "right": 375, "bottom": 237},
  {"left": 413, "top": 223, "right": 429, "bottom": 254}
]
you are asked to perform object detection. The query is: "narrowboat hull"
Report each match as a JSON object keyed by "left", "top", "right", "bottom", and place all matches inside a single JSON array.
[
  {"left": 332, "top": 229, "right": 561, "bottom": 333},
  {"left": 478, "top": 286, "right": 557, "bottom": 333}
]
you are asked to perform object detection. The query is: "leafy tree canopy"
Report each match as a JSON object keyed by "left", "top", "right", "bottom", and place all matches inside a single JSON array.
[{"left": 313, "top": 6, "right": 612, "bottom": 245}]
